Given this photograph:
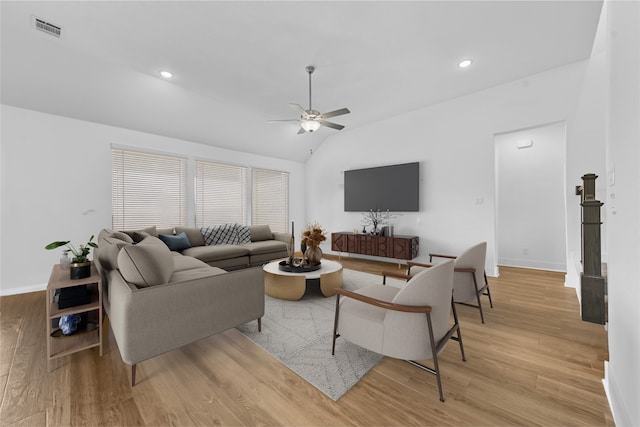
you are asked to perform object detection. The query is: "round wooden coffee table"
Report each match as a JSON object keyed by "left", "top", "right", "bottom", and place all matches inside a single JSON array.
[{"left": 263, "top": 259, "right": 343, "bottom": 301}]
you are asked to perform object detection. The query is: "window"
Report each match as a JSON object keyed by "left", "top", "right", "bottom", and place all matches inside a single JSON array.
[
  {"left": 195, "top": 160, "right": 248, "bottom": 227},
  {"left": 252, "top": 168, "right": 289, "bottom": 233},
  {"left": 112, "top": 148, "right": 187, "bottom": 229}
]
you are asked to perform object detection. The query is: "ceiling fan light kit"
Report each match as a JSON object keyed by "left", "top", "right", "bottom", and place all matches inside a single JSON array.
[
  {"left": 301, "top": 119, "right": 321, "bottom": 132},
  {"left": 269, "top": 65, "right": 350, "bottom": 134}
]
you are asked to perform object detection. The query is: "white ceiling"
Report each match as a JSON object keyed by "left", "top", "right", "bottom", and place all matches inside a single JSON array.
[{"left": 1, "top": 1, "right": 603, "bottom": 162}]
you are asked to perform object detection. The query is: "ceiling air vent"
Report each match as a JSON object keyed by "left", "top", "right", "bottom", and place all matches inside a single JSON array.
[{"left": 33, "top": 17, "right": 62, "bottom": 38}]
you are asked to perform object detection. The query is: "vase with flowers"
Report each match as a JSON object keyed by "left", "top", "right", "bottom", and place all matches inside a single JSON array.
[
  {"left": 301, "top": 222, "right": 326, "bottom": 266},
  {"left": 45, "top": 236, "right": 97, "bottom": 279}
]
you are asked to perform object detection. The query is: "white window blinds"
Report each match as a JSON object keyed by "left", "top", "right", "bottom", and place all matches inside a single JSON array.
[
  {"left": 112, "top": 148, "right": 187, "bottom": 229},
  {"left": 195, "top": 160, "right": 248, "bottom": 227},
  {"left": 252, "top": 168, "right": 289, "bottom": 233}
]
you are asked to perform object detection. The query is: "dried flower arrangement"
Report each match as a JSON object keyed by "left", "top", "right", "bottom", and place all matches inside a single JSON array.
[{"left": 301, "top": 222, "right": 327, "bottom": 247}]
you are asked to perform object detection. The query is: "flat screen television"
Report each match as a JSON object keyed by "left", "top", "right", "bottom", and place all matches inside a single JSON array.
[{"left": 344, "top": 162, "right": 419, "bottom": 212}]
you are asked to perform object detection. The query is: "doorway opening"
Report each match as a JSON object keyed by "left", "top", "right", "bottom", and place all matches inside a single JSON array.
[{"left": 494, "top": 121, "right": 567, "bottom": 271}]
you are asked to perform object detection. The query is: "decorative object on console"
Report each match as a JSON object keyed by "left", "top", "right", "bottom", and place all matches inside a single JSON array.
[
  {"left": 361, "top": 209, "right": 397, "bottom": 235},
  {"left": 45, "top": 235, "right": 98, "bottom": 279},
  {"left": 301, "top": 222, "right": 326, "bottom": 266}
]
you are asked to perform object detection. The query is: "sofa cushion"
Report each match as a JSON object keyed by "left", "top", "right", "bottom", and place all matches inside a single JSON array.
[
  {"left": 172, "top": 255, "right": 211, "bottom": 272},
  {"left": 159, "top": 232, "right": 192, "bottom": 251},
  {"left": 97, "top": 236, "right": 132, "bottom": 271},
  {"left": 243, "top": 240, "right": 288, "bottom": 255},
  {"left": 117, "top": 238, "right": 173, "bottom": 287},
  {"left": 170, "top": 266, "right": 227, "bottom": 283},
  {"left": 131, "top": 230, "right": 151, "bottom": 242},
  {"left": 123, "top": 226, "right": 158, "bottom": 243},
  {"left": 156, "top": 227, "right": 175, "bottom": 236},
  {"left": 110, "top": 231, "right": 134, "bottom": 244},
  {"left": 138, "top": 235, "right": 168, "bottom": 249},
  {"left": 235, "top": 224, "right": 251, "bottom": 244},
  {"left": 201, "top": 224, "right": 238, "bottom": 245},
  {"left": 181, "top": 244, "right": 250, "bottom": 263},
  {"left": 250, "top": 224, "right": 273, "bottom": 242},
  {"left": 175, "top": 227, "right": 205, "bottom": 247}
]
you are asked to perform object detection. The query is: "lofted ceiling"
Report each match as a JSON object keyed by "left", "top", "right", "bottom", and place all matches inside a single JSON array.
[{"left": 1, "top": 1, "right": 603, "bottom": 162}]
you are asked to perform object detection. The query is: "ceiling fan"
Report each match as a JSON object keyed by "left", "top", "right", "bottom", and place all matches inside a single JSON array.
[{"left": 270, "top": 65, "right": 350, "bottom": 134}]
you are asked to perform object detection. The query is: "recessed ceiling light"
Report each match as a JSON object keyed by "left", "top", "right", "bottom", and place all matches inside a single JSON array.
[
  {"left": 159, "top": 70, "right": 173, "bottom": 79},
  {"left": 458, "top": 59, "right": 473, "bottom": 68}
]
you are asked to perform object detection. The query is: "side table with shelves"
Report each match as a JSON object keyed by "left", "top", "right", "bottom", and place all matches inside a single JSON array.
[{"left": 46, "top": 262, "right": 103, "bottom": 371}]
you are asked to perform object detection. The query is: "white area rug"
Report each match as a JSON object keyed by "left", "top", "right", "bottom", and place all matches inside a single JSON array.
[{"left": 236, "top": 268, "right": 405, "bottom": 400}]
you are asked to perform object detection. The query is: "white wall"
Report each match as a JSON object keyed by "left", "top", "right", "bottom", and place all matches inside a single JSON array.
[
  {"left": 495, "top": 121, "right": 567, "bottom": 271},
  {"left": 0, "top": 105, "right": 306, "bottom": 295},
  {"left": 306, "top": 61, "right": 596, "bottom": 277},
  {"left": 565, "top": 22, "right": 608, "bottom": 291},
  {"left": 603, "top": 1, "right": 640, "bottom": 426}
]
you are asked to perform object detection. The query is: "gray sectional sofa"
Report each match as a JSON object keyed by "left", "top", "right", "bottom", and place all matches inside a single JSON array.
[
  {"left": 124, "top": 224, "right": 290, "bottom": 269},
  {"left": 95, "top": 224, "right": 289, "bottom": 385}
]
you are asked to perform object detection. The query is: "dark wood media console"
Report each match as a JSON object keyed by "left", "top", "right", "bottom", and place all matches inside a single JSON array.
[{"left": 331, "top": 232, "right": 419, "bottom": 260}]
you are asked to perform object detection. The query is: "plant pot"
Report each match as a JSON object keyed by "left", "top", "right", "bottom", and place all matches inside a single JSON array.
[
  {"left": 69, "top": 261, "right": 91, "bottom": 280},
  {"left": 304, "top": 245, "right": 323, "bottom": 267}
]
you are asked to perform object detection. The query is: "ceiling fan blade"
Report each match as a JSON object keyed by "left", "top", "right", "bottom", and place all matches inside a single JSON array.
[
  {"left": 289, "top": 103, "right": 309, "bottom": 117},
  {"left": 267, "top": 119, "right": 301, "bottom": 123},
  {"left": 297, "top": 127, "right": 306, "bottom": 135},
  {"left": 319, "top": 120, "right": 345, "bottom": 131},
  {"left": 321, "top": 108, "right": 350, "bottom": 119}
]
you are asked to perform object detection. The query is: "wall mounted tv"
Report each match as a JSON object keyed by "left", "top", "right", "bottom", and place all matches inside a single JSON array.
[{"left": 344, "top": 162, "right": 419, "bottom": 212}]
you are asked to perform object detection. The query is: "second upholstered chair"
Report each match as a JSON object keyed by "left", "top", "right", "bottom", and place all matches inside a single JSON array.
[
  {"left": 384, "top": 242, "right": 493, "bottom": 323},
  {"left": 332, "top": 259, "right": 466, "bottom": 402}
]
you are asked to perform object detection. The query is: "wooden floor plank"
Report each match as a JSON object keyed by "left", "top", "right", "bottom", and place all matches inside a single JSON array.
[{"left": 0, "top": 262, "right": 612, "bottom": 426}]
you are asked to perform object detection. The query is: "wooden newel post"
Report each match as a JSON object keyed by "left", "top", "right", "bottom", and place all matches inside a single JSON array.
[{"left": 580, "top": 173, "right": 606, "bottom": 324}]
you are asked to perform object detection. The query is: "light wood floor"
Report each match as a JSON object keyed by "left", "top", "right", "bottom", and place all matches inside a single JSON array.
[{"left": 0, "top": 257, "right": 614, "bottom": 426}]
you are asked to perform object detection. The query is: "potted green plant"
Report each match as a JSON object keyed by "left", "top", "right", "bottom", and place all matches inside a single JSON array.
[{"left": 45, "top": 236, "right": 98, "bottom": 279}]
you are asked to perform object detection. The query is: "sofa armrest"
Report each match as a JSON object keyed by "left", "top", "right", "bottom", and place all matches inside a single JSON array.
[
  {"left": 106, "top": 267, "right": 265, "bottom": 366},
  {"left": 272, "top": 232, "right": 291, "bottom": 245}
]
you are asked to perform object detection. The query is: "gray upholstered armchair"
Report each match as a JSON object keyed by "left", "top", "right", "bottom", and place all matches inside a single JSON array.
[{"left": 331, "top": 260, "right": 466, "bottom": 402}]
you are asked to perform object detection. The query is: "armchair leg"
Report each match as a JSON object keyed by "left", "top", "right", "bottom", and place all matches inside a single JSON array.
[
  {"left": 451, "top": 299, "right": 466, "bottom": 362},
  {"left": 131, "top": 364, "right": 137, "bottom": 387},
  {"left": 484, "top": 272, "right": 494, "bottom": 308},
  {"left": 426, "top": 313, "right": 445, "bottom": 402},
  {"left": 258, "top": 317, "right": 262, "bottom": 332},
  {"left": 472, "top": 275, "right": 486, "bottom": 323},
  {"left": 331, "top": 294, "right": 341, "bottom": 355}
]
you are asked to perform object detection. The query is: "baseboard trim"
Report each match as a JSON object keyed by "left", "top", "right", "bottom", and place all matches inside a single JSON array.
[
  {"left": 0, "top": 282, "right": 47, "bottom": 297},
  {"left": 603, "top": 361, "right": 634, "bottom": 427}
]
